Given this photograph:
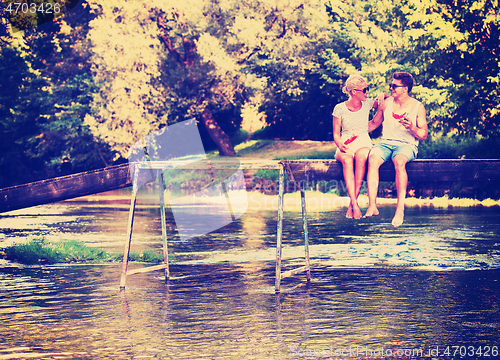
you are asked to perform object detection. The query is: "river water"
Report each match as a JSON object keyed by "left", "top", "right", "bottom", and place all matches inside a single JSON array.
[{"left": 1, "top": 191, "right": 500, "bottom": 359}]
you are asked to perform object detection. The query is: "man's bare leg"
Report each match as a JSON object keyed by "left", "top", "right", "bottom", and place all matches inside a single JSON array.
[
  {"left": 336, "top": 151, "right": 362, "bottom": 219},
  {"left": 392, "top": 154, "right": 409, "bottom": 227},
  {"left": 364, "top": 154, "right": 384, "bottom": 218}
]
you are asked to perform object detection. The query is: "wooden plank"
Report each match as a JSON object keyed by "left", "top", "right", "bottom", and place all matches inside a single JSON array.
[
  {"left": 282, "top": 159, "right": 500, "bottom": 183},
  {"left": 0, "top": 160, "right": 281, "bottom": 214},
  {"left": 281, "top": 265, "right": 309, "bottom": 280},
  {"left": 126, "top": 263, "right": 169, "bottom": 276},
  {"left": 2, "top": 159, "right": 499, "bottom": 214},
  {"left": 136, "top": 159, "right": 281, "bottom": 170},
  {"left": 0, "top": 163, "right": 133, "bottom": 214}
]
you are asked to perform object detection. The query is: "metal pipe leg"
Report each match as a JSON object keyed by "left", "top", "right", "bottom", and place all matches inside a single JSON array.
[
  {"left": 158, "top": 170, "right": 169, "bottom": 281},
  {"left": 275, "top": 164, "right": 285, "bottom": 293},
  {"left": 300, "top": 188, "right": 311, "bottom": 282},
  {"left": 120, "top": 166, "right": 139, "bottom": 290}
]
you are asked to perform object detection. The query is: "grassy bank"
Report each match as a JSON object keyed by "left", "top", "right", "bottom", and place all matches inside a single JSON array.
[{"left": 0, "top": 238, "right": 170, "bottom": 265}]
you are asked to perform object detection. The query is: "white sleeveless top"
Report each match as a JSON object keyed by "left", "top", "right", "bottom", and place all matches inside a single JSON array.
[
  {"left": 381, "top": 97, "right": 421, "bottom": 151},
  {"left": 332, "top": 98, "right": 375, "bottom": 140}
]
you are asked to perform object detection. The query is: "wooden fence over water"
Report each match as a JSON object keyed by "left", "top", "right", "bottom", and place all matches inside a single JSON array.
[{"left": 1, "top": 159, "right": 499, "bottom": 292}]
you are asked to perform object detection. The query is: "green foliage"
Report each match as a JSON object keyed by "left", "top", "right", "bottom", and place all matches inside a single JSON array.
[
  {"left": 0, "top": 46, "right": 51, "bottom": 187},
  {"left": 429, "top": 0, "right": 500, "bottom": 137},
  {"left": 128, "top": 250, "right": 167, "bottom": 263},
  {"left": 3, "top": 238, "right": 109, "bottom": 264},
  {"left": 253, "top": 169, "right": 281, "bottom": 182},
  {"left": 2, "top": 238, "right": 170, "bottom": 265},
  {"left": 85, "top": 0, "right": 333, "bottom": 155},
  {"left": 0, "top": 3, "right": 116, "bottom": 187},
  {"left": 322, "top": 0, "right": 461, "bottom": 124},
  {"left": 322, "top": 0, "right": 499, "bottom": 140},
  {"left": 260, "top": 71, "right": 341, "bottom": 140},
  {"left": 231, "top": 129, "right": 250, "bottom": 147},
  {"left": 419, "top": 136, "right": 500, "bottom": 159},
  {"left": 85, "top": 0, "right": 168, "bottom": 155},
  {"left": 1, "top": 0, "right": 499, "bottom": 187},
  {"left": 253, "top": 150, "right": 336, "bottom": 181},
  {"left": 3, "top": 238, "right": 62, "bottom": 264},
  {"left": 53, "top": 239, "right": 108, "bottom": 262}
]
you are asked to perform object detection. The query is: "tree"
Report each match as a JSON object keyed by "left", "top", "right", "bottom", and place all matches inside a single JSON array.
[
  {"left": 430, "top": 0, "right": 500, "bottom": 137},
  {"left": 158, "top": 0, "right": 333, "bottom": 151},
  {"left": 85, "top": 0, "right": 332, "bottom": 156},
  {"left": 0, "top": 46, "right": 50, "bottom": 187},
  {"left": 85, "top": 0, "right": 167, "bottom": 157},
  {"left": 322, "top": 0, "right": 462, "bottom": 124},
  {"left": 0, "top": 1, "right": 115, "bottom": 187},
  {"left": 321, "top": 0, "right": 499, "bottom": 140},
  {"left": 154, "top": 6, "right": 241, "bottom": 156},
  {"left": 232, "top": 0, "right": 333, "bottom": 140}
]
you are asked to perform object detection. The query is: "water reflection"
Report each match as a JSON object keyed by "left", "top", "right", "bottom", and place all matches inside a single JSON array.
[
  {"left": 1, "top": 197, "right": 500, "bottom": 358},
  {"left": 0, "top": 260, "right": 500, "bottom": 358}
]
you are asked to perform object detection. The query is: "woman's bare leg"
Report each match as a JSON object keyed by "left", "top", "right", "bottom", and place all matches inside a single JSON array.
[
  {"left": 335, "top": 151, "right": 359, "bottom": 218},
  {"left": 354, "top": 147, "right": 370, "bottom": 199}
]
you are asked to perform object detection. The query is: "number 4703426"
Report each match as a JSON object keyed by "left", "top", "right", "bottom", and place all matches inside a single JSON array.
[
  {"left": 4, "top": 2, "right": 62, "bottom": 15},
  {"left": 442, "top": 346, "right": 498, "bottom": 357}
]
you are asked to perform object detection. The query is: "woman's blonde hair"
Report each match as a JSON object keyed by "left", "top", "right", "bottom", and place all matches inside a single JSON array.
[{"left": 342, "top": 75, "right": 367, "bottom": 96}]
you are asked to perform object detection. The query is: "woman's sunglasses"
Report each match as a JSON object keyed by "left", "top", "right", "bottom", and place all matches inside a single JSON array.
[{"left": 354, "top": 87, "right": 369, "bottom": 93}]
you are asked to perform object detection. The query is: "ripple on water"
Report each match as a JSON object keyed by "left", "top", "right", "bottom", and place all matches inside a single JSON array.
[{"left": 0, "top": 203, "right": 500, "bottom": 358}]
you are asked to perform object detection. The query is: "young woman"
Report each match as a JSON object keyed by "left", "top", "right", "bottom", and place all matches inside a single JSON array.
[{"left": 332, "top": 75, "right": 384, "bottom": 219}]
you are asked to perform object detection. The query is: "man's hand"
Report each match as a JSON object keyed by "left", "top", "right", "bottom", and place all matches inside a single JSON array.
[{"left": 399, "top": 115, "right": 414, "bottom": 132}]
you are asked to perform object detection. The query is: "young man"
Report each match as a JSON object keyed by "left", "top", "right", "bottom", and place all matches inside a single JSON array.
[{"left": 364, "top": 72, "right": 428, "bottom": 227}]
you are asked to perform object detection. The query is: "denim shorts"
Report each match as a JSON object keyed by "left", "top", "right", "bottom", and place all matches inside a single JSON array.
[{"left": 370, "top": 140, "right": 417, "bottom": 162}]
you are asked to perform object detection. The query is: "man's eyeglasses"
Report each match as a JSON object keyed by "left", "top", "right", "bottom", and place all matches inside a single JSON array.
[
  {"left": 389, "top": 84, "right": 405, "bottom": 90},
  {"left": 354, "top": 87, "right": 369, "bottom": 93}
]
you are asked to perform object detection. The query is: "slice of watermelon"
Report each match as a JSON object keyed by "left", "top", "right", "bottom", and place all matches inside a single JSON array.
[
  {"left": 344, "top": 134, "right": 358, "bottom": 145},
  {"left": 392, "top": 111, "right": 406, "bottom": 120}
]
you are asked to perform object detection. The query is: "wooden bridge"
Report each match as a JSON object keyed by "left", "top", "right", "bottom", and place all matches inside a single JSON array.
[
  {"left": 1, "top": 159, "right": 499, "bottom": 292},
  {"left": 2, "top": 159, "right": 499, "bottom": 214}
]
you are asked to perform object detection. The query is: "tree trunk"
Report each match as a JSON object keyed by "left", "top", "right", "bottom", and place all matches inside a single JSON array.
[
  {"left": 157, "top": 15, "right": 236, "bottom": 157},
  {"left": 200, "top": 108, "right": 235, "bottom": 157}
]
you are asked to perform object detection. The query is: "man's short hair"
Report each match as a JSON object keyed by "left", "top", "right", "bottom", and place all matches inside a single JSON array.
[{"left": 393, "top": 72, "right": 414, "bottom": 93}]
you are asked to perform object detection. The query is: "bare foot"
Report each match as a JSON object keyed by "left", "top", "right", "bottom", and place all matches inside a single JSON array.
[
  {"left": 391, "top": 209, "right": 404, "bottom": 227},
  {"left": 347, "top": 201, "right": 362, "bottom": 219},
  {"left": 346, "top": 202, "right": 353, "bottom": 219},
  {"left": 352, "top": 205, "right": 363, "bottom": 220},
  {"left": 363, "top": 206, "right": 379, "bottom": 218}
]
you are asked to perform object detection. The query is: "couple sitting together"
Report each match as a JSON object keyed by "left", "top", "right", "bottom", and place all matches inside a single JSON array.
[{"left": 332, "top": 71, "right": 428, "bottom": 227}]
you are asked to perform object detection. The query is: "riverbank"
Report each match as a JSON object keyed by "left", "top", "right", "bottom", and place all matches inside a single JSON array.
[{"left": 66, "top": 190, "right": 500, "bottom": 212}]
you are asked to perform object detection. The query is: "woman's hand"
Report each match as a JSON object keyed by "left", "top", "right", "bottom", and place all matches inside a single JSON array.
[
  {"left": 374, "top": 92, "right": 388, "bottom": 108},
  {"left": 338, "top": 142, "right": 349, "bottom": 153}
]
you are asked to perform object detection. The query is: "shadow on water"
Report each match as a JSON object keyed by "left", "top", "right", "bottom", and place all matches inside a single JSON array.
[
  {"left": 1, "top": 198, "right": 500, "bottom": 358},
  {"left": 0, "top": 261, "right": 499, "bottom": 359}
]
